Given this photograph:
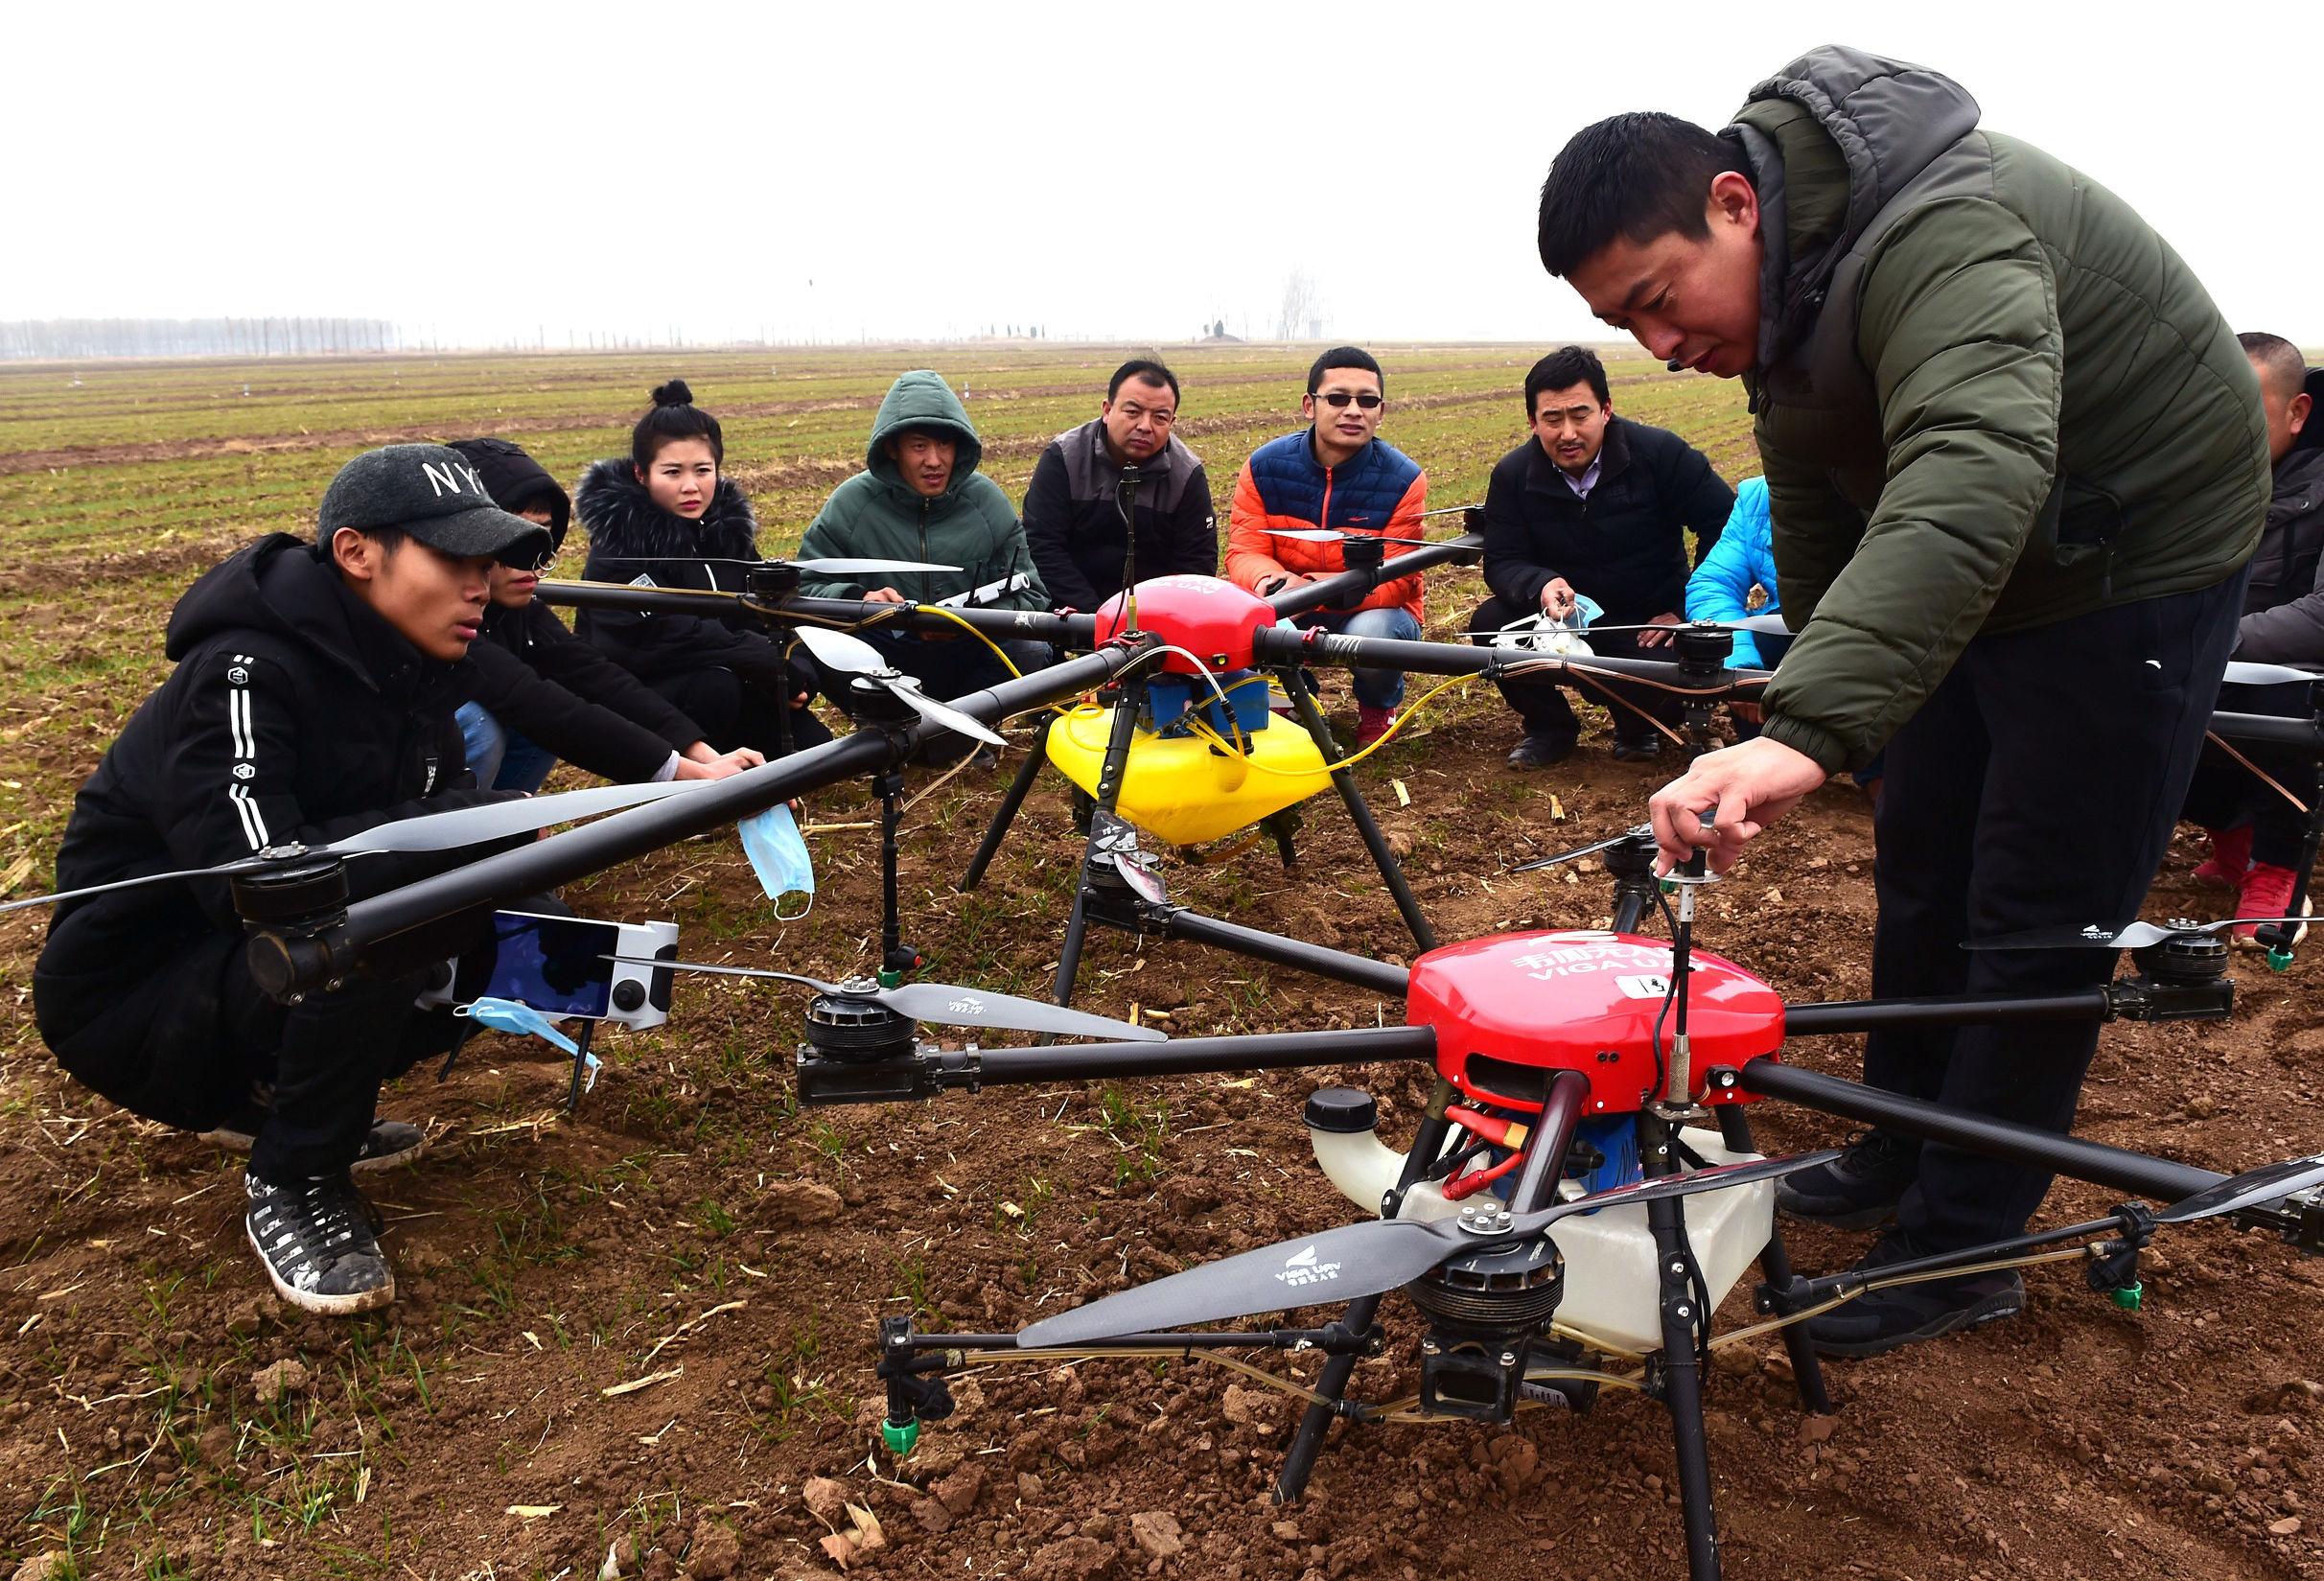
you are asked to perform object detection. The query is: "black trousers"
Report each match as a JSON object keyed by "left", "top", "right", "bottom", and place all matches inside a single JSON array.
[
  {"left": 657, "top": 666, "right": 833, "bottom": 761},
  {"left": 42, "top": 932, "right": 458, "bottom": 1184},
  {"left": 1466, "top": 595, "right": 1683, "bottom": 744},
  {"left": 1865, "top": 571, "right": 2245, "bottom": 1251},
  {"left": 2179, "top": 680, "right": 2316, "bottom": 870}
]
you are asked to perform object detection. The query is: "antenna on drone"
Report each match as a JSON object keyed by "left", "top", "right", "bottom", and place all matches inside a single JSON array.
[{"left": 1116, "top": 464, "right": 1144, "bottom": 634}]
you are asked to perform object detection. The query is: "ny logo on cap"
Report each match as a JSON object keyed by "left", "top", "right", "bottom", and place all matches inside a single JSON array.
[{"left": 420, "top": 460, "right": 488, "bottom": 500}]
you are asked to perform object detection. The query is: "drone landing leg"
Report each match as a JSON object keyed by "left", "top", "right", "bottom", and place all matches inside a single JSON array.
[
  {"left": 1045, "top": 684, "right": 1145, "bottom": 1034},
  {"left": 1275, "top": 665, "right": 1435, "bottom": 951},
  {"left": 564, "top": 1018, "right": 596, "bottom": 1115},
  {"left": 1643, "top": 1113, "right": 1723, "bottom": 1580},
  {"left": 1714, "top": 1107, "right": 1830, "bottom": 1416},
  {"left": 875, "top": 767, "right": 919, "bottom": 977},
  {"left": 1275, "top": 1092, "right": 1459, "bottom": 1502},
  {"left": 960, "top": 714, "right": 1054, "bottom": 893}
]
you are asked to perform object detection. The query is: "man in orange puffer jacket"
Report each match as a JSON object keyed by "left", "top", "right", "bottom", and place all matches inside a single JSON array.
[{"left": 1224, "top": 346, "right": 1429, "bottom": 746}]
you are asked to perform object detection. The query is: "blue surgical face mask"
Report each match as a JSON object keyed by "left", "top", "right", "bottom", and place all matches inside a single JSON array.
[
  {"left": 457, "top": 996, "right": 601, "bottom": 1092},
  {"left": 740, "top": 803, "right": 814, "bottom": 920}
]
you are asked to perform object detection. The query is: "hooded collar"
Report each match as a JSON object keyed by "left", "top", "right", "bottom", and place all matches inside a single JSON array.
[
  {"left": 865, "top": 371, "right": 985, "bottom": 504},
  {"left": 1727, "top": 47, "right": 1982, "bottom": 384},
  {"left": 575, "top": 457, "right": 761, "bottom": 563}
]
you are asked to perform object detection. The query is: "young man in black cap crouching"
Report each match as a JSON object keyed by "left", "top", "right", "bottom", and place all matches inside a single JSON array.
[{"left": 32, "top": 445, "right": 552, "bottom": 1315}]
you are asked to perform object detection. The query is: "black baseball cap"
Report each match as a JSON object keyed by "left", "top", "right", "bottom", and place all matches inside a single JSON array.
[{"left": 316, "top": 444, "right": 554, "bottom": 566}]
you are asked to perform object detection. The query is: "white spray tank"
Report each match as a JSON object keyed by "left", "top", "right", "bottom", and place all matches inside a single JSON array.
[{"left": 1303, "top": 1088, "right": 1774, "bottom": 1356}]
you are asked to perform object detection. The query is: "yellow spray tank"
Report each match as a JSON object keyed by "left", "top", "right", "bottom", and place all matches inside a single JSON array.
[{"left": 1044, "top": 675, "right": 1335, "bottom": 848}]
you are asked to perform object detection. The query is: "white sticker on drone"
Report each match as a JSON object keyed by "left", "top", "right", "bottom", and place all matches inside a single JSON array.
[
  {"left": 1274, "top": 1244, "right": 1342, "bottom": 1289},
  {"left": 947, "top": 994, "right": 987, "bottom": 1018},
  {"left": 1508, "top": 942, "right": 1668, "bottom": 981},
  {"left": 1615, "top": 975, "right": 1669, "bottom": 999}
]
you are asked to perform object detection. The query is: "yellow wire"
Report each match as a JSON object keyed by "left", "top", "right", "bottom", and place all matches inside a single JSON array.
[{"left": 1184, "top": 670, "right": 1484, "bottom": 775}]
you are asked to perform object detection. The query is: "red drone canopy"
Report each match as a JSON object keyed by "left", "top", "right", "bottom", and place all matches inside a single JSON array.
[
  {"left": 1093, "top": 575, "right": 1275, "bottom": 675},
  {"left": 1406, "top": 930, "right": 1786, "bottom": 1115}
]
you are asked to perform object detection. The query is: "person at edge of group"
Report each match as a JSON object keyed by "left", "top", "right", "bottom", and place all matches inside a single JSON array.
[
  {"left": 31, "top": 446, "right": 558, "bottom": 1316},
  {"left": 1534, "top": 46, "right": 2266, "bottom": 1359},
  {"left": 1466, "top": 344, "right": 1733, "bottom": 767},
  {"left": 2179, "top": 333, "right": 2324, "bottom": 943},
  {"left": 1223, "top": 347, "right": 1428, "bottom": 748},
  {"left": 444, "top": 437, "right": 764, "bottom": 791},
  {"left": 1022, "top": 358, "right": 1217, "bottom": 613},
  {"left": 795, "top": 370, "right": 1051, "bottom": 770},
  {"left": 573, "top": 382, "right": 830, "bottom": 763}
]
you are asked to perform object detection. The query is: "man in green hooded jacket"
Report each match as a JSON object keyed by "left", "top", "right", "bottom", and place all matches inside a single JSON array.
[
  {"left": 1535, "top": 47, "right": 2266, "bottom": 1358},
  {"left": 799, "top": 371, "right": 1052, "bottom": 757}
]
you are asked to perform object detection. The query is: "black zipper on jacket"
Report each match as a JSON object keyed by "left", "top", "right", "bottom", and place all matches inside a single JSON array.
[{"left": 919, "top": 500, "right": 933, "bottom": 605}]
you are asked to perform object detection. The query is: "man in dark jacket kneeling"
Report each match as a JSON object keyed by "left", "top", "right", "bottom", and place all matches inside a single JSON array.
[
  {"left": 32, "top": 447, "right": 552, "bottom": 1316},
  {"left": 1467, "top": 345, "right": 1733, "bottom": 766},
  {"left": 1021, "top": 359, "right": 1217, "bottom": 613}
]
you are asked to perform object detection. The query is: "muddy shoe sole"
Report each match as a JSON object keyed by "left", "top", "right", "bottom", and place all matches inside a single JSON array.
[
  {"left": 202, "top": 1120, "right": 429, "bottom": 1175},
  {"left": 244, "top": 1218, "right": 396, "bottom": 1316}
]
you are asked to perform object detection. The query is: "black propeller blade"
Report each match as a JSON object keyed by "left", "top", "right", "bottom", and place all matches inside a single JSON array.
[
  {"left": 1015, "top": 1149, "right": 1842, "bottom": 1346},
  {"left": 605, "top": 955, "right": 1163, "bottom": 1042},
  {"left": 1965, "top": 916, "right": 2300, "bottom": 951},
  {"left": 1511, "top": 824, "right": 1655, "bottom": 873},
  {"left": 2155, "top": 1152, "right": 2324, "bottom": 1225},
  {"left": 1, "top": 779, "right": 721, "bottom": 916}
]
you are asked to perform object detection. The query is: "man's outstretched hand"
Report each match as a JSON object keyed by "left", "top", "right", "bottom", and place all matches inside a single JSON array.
[{"left": 1646, "top": 734, "right": 1829, "bottom": 873}]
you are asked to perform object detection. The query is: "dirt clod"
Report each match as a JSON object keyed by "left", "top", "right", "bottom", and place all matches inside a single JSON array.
[
  {"left": 251, "top": 1358, "right": 309, "bottom": 1405},
  {"left": 1131, "top": 1509, "right": 1186, "bottom": 1558},
  {"left": 686, "top": 1520, "right": 741, "bottom": 1578}
]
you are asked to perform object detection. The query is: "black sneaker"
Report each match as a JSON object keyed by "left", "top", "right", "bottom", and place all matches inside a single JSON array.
[
  {"left": 1805, "top": 1229, "right": 2025, "bottom": 1359},
  {"left": 1611, "top": 734, "right": 1662, "bottom": 762},
  {"left": 244, "top": 1172, "right": 395, "bottom": 1316},
  {"left": 201, "top": 1115, "right": 428, "bottom": 1175},
  {"left": 1506, "top": 734, "right": 1576, "bottom": 771},
  {"left": 1775, "top": 1129, "right": 1916, "bottom": 1229}
]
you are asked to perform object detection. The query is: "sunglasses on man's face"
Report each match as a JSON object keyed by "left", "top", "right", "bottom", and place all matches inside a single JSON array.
[{"left": 1314, "top": 391, "right": 1383, "bottom": 409}]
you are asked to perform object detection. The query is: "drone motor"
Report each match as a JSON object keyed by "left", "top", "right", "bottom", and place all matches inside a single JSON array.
[{"left": 1408, "top": 1205, "right": 1566, "bottom": 1421}]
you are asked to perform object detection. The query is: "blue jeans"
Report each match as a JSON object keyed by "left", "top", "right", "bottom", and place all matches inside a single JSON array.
[
  {"left": 455, "top": 702, "right": 558, "bottom": 793},
  {"left": 1298, "top": 606, "right": 1420, "bottom": 709}
]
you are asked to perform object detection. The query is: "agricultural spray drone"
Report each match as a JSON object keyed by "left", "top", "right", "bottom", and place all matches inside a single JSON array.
[
  {"left": 8, "top": 548, "right": 2314, "bottom": 1578},
  {"left": 838, "top": 825, "right": 2324, "bottom": 1581}
]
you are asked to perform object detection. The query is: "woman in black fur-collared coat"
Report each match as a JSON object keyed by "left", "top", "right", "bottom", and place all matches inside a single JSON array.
[{"left": 574, "top": 381, "right": 829, "bottom": 756}]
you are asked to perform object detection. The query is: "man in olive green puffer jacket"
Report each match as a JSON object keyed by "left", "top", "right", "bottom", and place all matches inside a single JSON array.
[
  {"left": 1535, "top": 46, "right": 2268, "bottom": 1359},
  {"left": 798, "top": 371, "right": 1052, "bottom": 760}
]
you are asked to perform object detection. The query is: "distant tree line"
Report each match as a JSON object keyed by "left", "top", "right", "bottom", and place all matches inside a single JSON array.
[{"left": 0, "top": 317, "right": 403, "bottom": 360}]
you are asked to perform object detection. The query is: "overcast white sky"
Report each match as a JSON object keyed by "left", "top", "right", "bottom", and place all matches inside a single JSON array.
[{"left": 8, "top": 2, "right": 2319, "bottom": 347}]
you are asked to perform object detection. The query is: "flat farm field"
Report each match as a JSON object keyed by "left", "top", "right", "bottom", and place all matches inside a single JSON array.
[{"left": 0, "top": 345, "right": 2317, "bottom": 1581}]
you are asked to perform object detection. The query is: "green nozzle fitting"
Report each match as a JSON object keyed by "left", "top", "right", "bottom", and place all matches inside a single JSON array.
[
  {"left": 1660, "top": 878, "right": 1677, "bottom": 895},
  {"left": 2266, "top": 948, "right": 2294, "bottom": 973},
  {"left": 880, "top": 1417, "right": 920, "bottom": 1456},
  {"left": 877, "top": 967, "right": 903, "bottom": 990},
  {"left": 2111, "top": 1282, "right": 2144, "bottom": 1313}
]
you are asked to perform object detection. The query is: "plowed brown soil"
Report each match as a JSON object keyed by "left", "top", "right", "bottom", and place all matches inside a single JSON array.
[{"left": 1, "top": 676, "right": 2319, "bottom": 1580}]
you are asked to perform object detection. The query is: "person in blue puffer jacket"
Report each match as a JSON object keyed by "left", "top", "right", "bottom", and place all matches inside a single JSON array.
[
  {"left": 1687, "top": 477, "right": 1884, "bottom": 796},
  {"left": 1685, "top": 476, "right": 1780, "bottom": 670}
]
